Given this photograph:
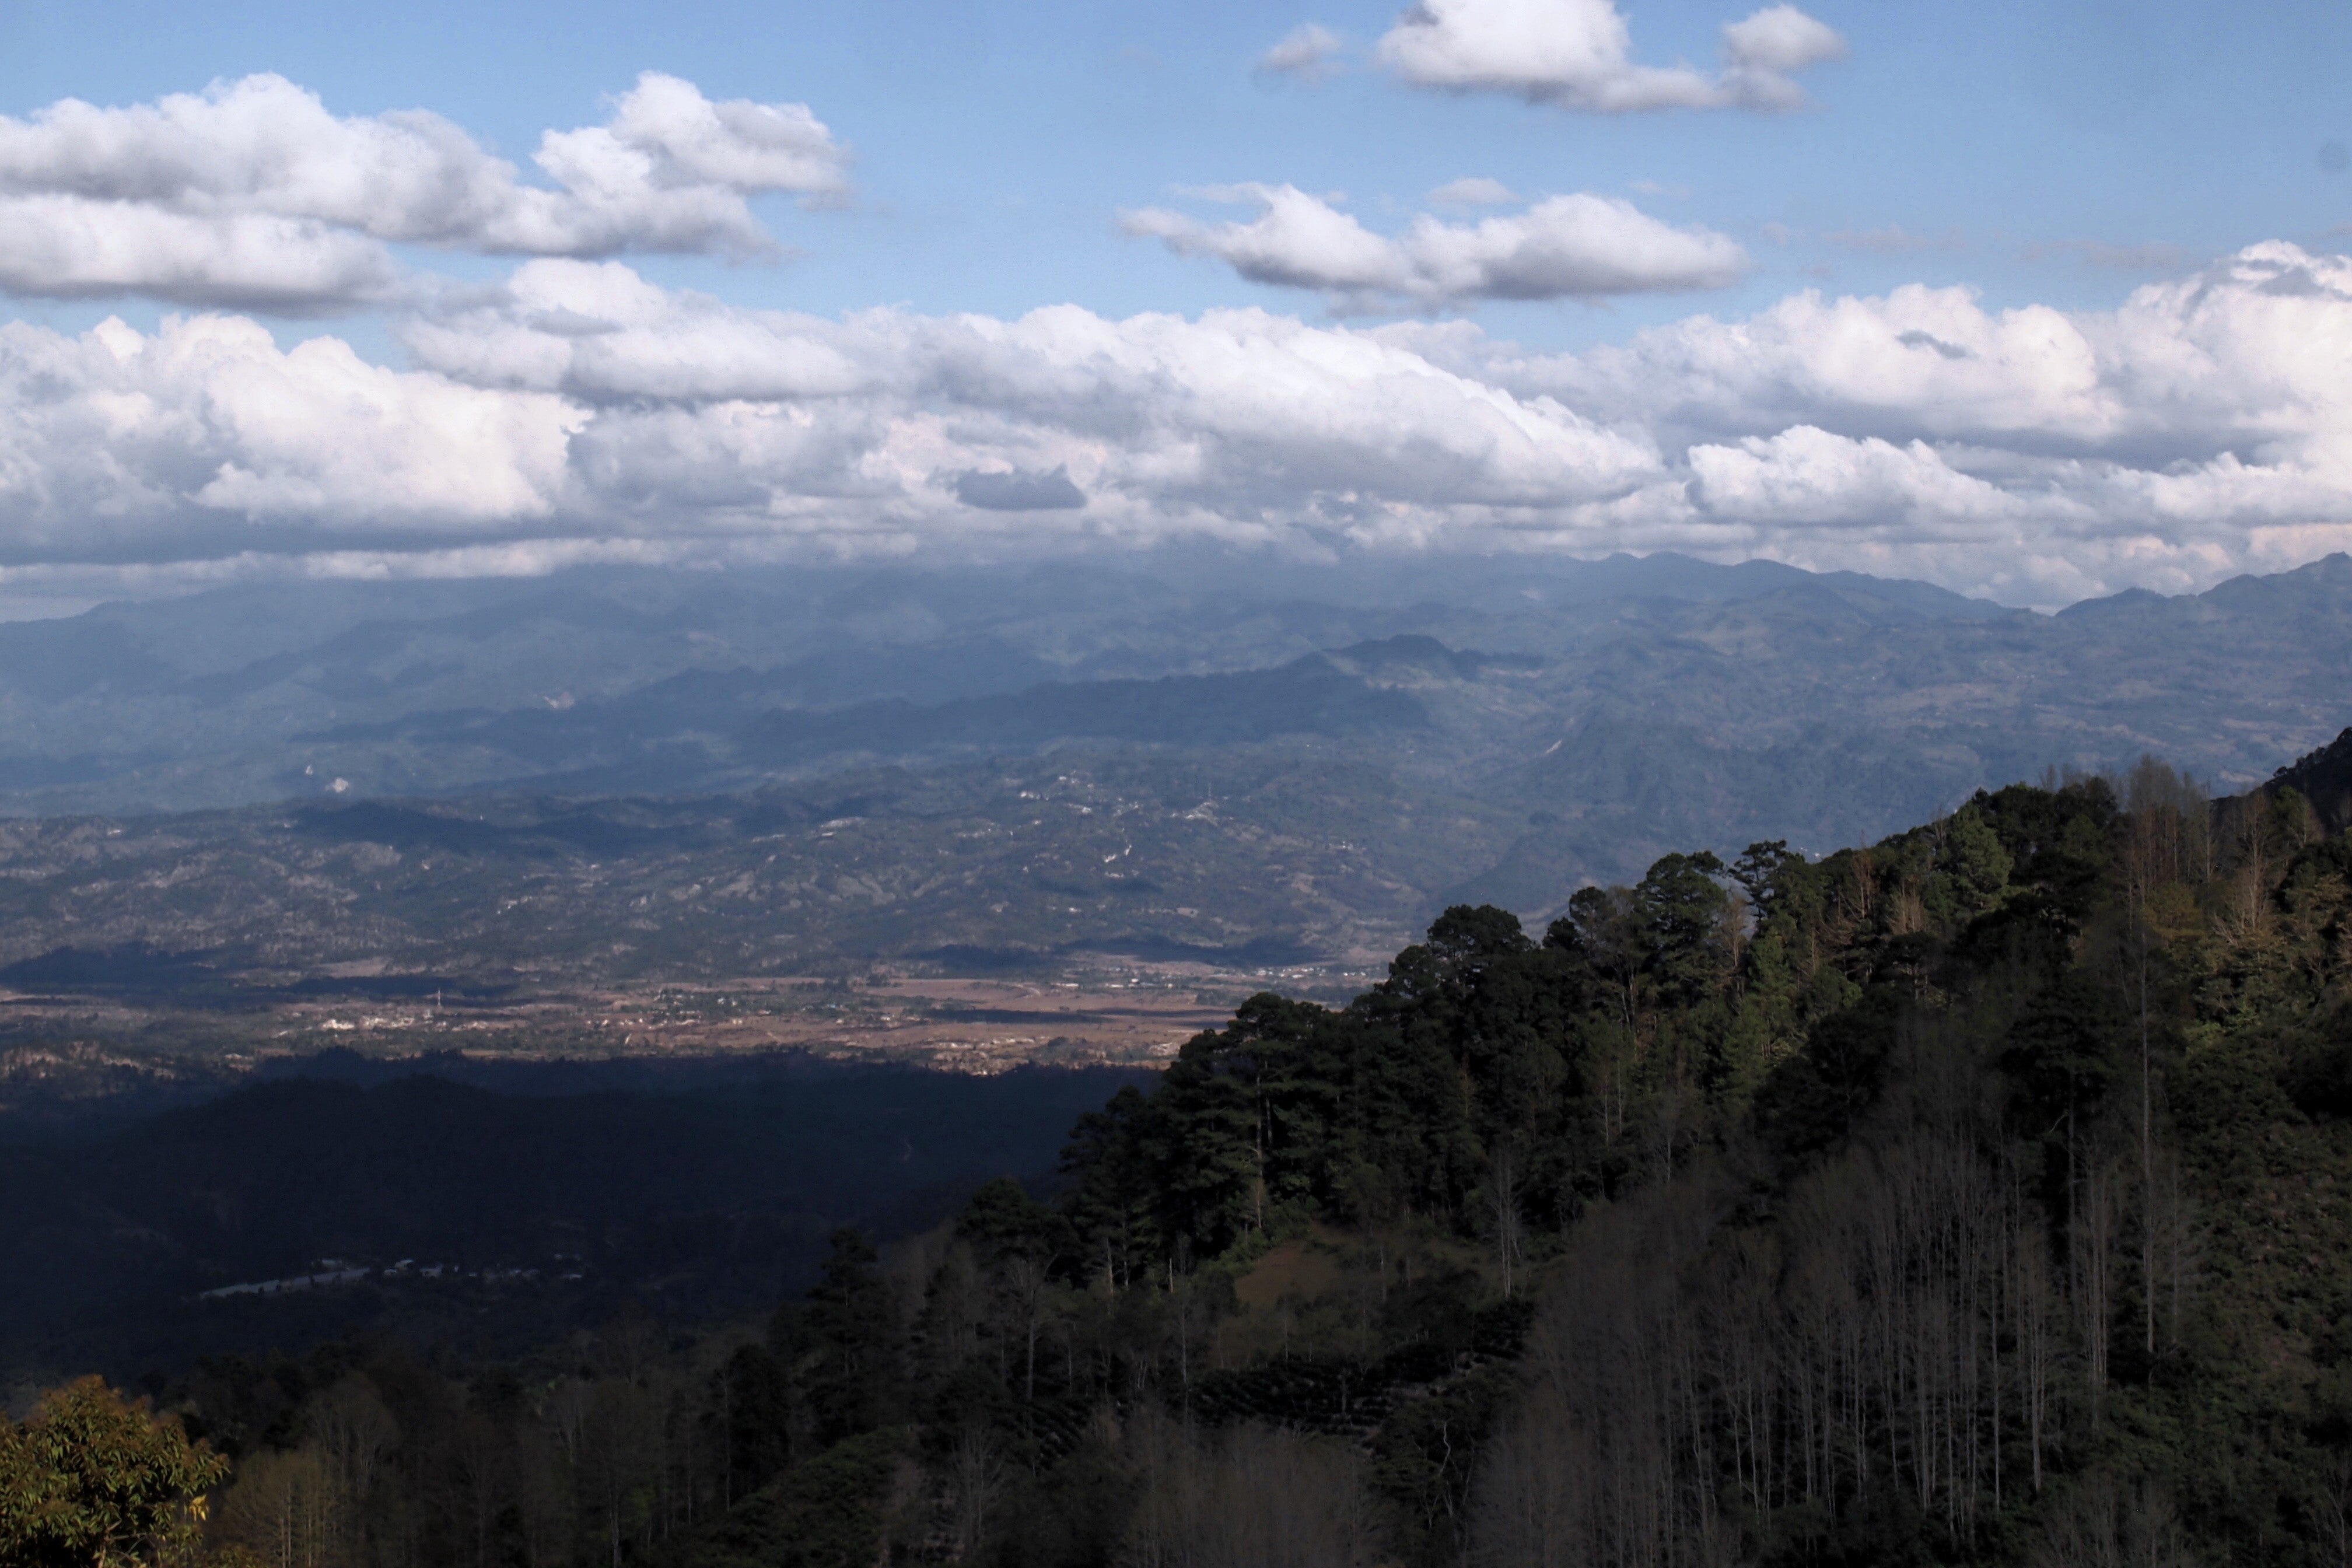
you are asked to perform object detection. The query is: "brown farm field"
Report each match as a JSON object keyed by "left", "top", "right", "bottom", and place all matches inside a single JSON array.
[
  {"left": 0, "top": 956, "right": 1381, "bottom": 1128},
  {"left": 228, "top": 969, "right": 1255, "bottom": 1072}
]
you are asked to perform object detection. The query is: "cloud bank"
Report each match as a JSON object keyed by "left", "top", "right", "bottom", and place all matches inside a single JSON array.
[
  {"left": 1122, "top": 184, "right": 1747, "bottom": 310},
  {"left": 0, "top": 73, "right": 849, "bottom": 310},
  {"left": 4, "top": 244, "right": 2352, "bottom": 604},
  {"left": 1376, "top": 0, "right": 1845, "bottom": 113}
]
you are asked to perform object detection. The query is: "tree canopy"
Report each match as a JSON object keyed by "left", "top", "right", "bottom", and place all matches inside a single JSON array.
[{"left": 0, "top": 1377, "right": 230, "bottom": 1568}]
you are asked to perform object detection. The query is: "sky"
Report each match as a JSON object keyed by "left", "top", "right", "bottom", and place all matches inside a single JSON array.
[{"left": 1, "top": 0, "right": 2349, "bottom": 611}]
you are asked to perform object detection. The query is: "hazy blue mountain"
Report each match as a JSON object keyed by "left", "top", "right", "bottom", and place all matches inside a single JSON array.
[
  {"left": 296, "top": 641, "right": 1440, "bottom": 785},
  {"left": 0, "top": 552, "right": 2345, "bottom": 974},
  {"left": 0, "top": 551, "right": 2019, "bottom": 814}
]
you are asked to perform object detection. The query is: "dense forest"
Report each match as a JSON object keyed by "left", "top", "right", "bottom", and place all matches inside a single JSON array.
[{"left": 13, "top": 739, "right": 2352, "bottom": 1567}]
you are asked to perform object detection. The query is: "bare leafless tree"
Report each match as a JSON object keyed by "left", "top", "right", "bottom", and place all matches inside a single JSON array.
[{"left": 1490, "top": 1139, "right": 1527, "bottom": 1299}]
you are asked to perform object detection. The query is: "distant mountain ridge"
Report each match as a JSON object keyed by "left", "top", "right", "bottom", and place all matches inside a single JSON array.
[
  {"left": 0, "top": 553, "right": 2343, "bottom": 960},
  {"left": 0, "top": 551, "right": 2025, "bottom": 813},
  {"left": 293, "top": 638, "right": 1463, "bottom": 786}
]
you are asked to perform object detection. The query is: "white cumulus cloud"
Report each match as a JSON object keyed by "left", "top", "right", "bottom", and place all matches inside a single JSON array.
[
  {"left": 405, "top": 261, "right": 1665, "bottom": 527},
  {"left": 1688, "top": 426, "right": 2037, "bottom": 531},
  {"left": 1717, "top": 5, "right": 1850, "bottom": 107},
  {"left": 4, "top": 245, "right": 2352, "bottom": 606},
  {"left": 0, "top": 72, "right": 850, "bottom": 310},
  {"left": 0, "top": 313, "right": 579, "bottom": 561},
  {"left": 0, "top": 201, "right": 402, "bottom": 314},
  {"left": 1377, "top": 0, "right": 1846, "bottom": 113},
  {"left": 1122, "top": 184, "right": 1746, "bottom": 310}
]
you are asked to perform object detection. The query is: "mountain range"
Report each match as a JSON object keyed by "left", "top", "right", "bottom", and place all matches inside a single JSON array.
[{"left": 0, "top": 551, "right": 2346, "bottom": 976}]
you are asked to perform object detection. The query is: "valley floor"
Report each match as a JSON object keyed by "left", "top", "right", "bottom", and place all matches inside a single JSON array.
[{"left": 0, "top": 964, "right": 1303, "bottom": 1093}]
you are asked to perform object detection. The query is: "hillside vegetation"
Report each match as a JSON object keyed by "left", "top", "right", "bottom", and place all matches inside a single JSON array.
[{"left": 17, "top": 737, "right": 2352, "bottom": 1567}]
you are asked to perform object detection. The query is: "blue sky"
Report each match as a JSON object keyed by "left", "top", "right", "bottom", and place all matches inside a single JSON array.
[
  {"left": 1, "top": 0, "right": 2350, "bottom": 607},
  {"left": 9, "top": 0, "right": 2347, "bottom": 334}
]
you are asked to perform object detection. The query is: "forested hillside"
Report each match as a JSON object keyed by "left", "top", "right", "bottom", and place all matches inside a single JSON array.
[{"left": 16, "top": 741, "right": 2352, "bottom": 1566}]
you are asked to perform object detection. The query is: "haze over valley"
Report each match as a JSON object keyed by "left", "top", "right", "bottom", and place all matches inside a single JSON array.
[{"left": 0, "top": 552, "right": 2342, "bottom": 1007}]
